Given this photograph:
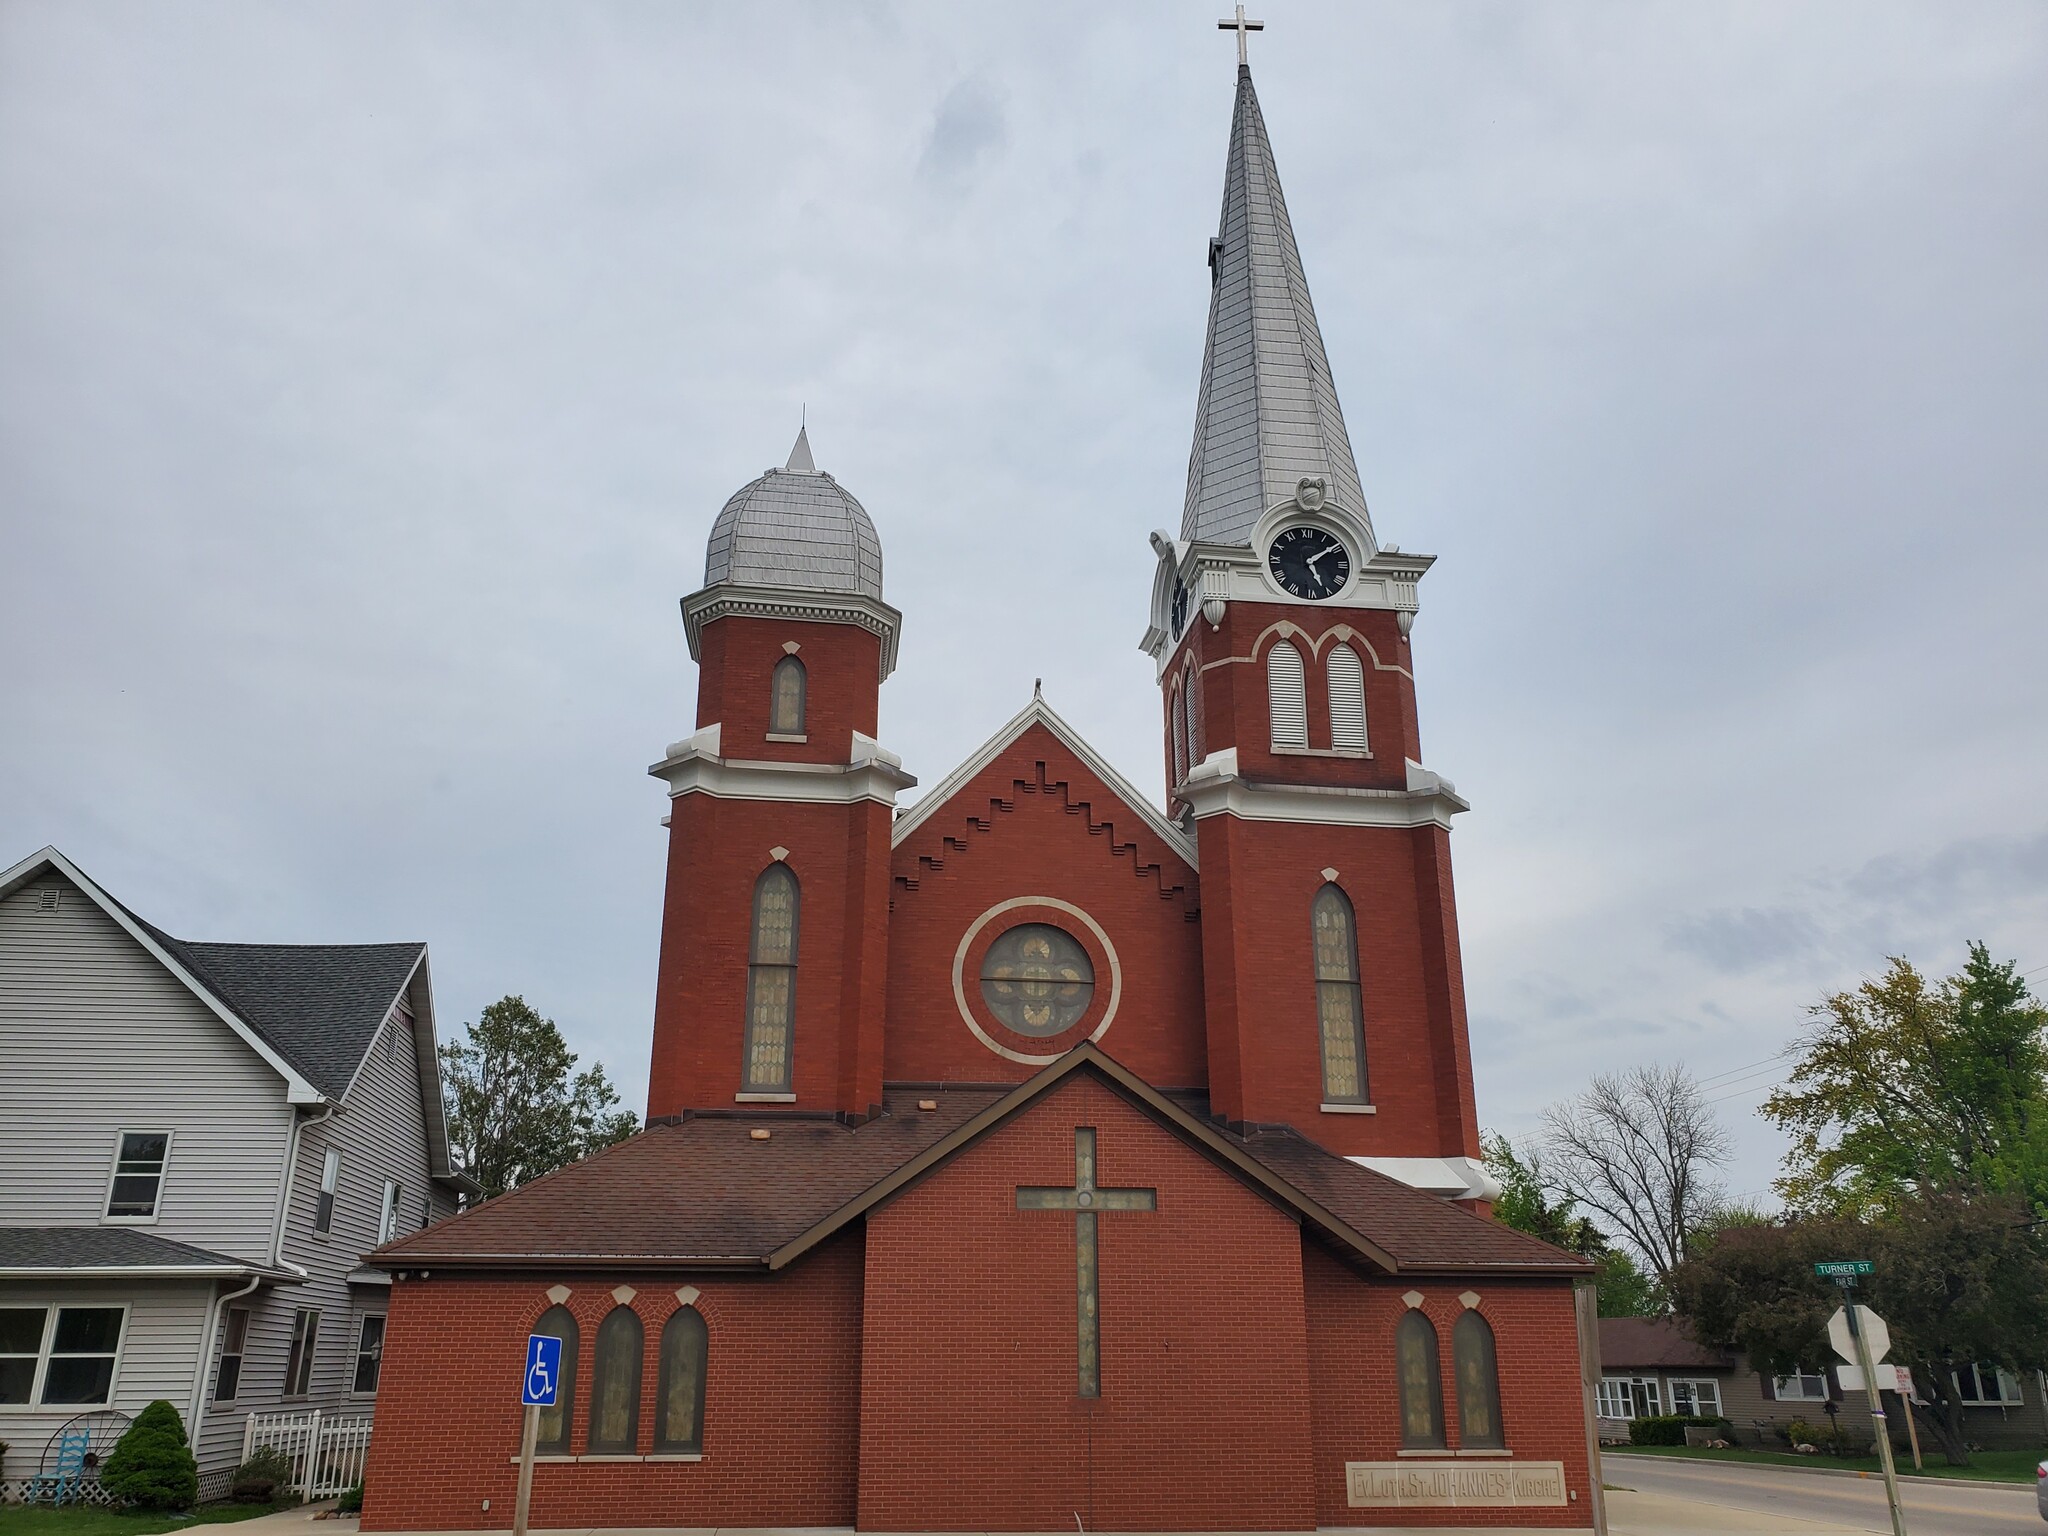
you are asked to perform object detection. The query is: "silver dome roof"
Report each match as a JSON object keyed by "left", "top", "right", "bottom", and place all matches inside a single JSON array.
[{"left": 702, "top": 428, "right": 884, "bottom": 600}]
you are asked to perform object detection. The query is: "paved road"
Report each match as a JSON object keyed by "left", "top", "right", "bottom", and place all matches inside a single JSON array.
[{"left": 1606, "top": 1452, "right": 2040, "bottom": 1535}]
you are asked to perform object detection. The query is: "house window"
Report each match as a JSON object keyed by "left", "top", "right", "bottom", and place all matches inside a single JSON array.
[
  {"left": 1396, "top": 1310, "right": 1446, "bottom": 1449},
  {"left": 0, "top": 1307, "right": 48, "bottom": 1404},
  {"left": 1670, "top": 1378, "right": 1722, "bottom": 1417},
  {"left": 655, "top": 1307, "right": 708, "bottom": 1454},
  {"left": 743, "top": 865, "right": 799, "bottom": 1092},
  {"left": 769, "top": 655, "right": 806, "bottom": 736},
  {"left": 215, "top": 1307, "right": 251, "bottom": 1401},
  {"left": 587, "top": 1307, "right": 644, "bottom": 1454},
  {"left": 1772, "top": 1367, "right": 1828, "bottom": 1401},
  {"left": 1311, "top": 885, "right": 1368, "bottom": 1104},
  {"left": 378, "top": 1181, "right": 402, "bottom": 1245},
  {"left": 1328, "top": 643, "right": 1368, "bottom": 751},
  {"left": 418, "top": 1192, "right": 432, "bottom": 1231},
  {"left": 353, "top": 1316, "right": 386, "bottom": 1395},
  {"left": 1953, "top": 1363, "right": 2023, "bottom": 1405},
  {"left": 40, "top": 1307, "right": 125, "bottom": 1405},
  {"left": 1598, "top": 1376, "right": 1662, "bottom": 1418},
  {"left": 315, "top": 1147, "right": 340, "bottom": 1235},
  {"left": 1453, "top": 1310, "right": 1505, "bottom": 1449},
  {"left": 532, "top": 1305, "right": 578, "bottom": 1455},
  {"left": 284, "top": 1309, "right": 321, "bottom": 1397},
  {"left": 1266, "top": 640, "right": 1308, "bottom": 749},
  {"left": 105, "top": 1130, "right": 171, "bottom": 1220}
]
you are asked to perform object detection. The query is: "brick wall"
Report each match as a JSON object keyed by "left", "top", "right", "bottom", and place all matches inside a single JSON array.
[
  {"left": 693, "top": 614, "right": 881, "bottom": 764},
  {"left": 1302, "top": 1245, "right": 1596, "bottom": 1528},
  {"left": 858, "top": 1073, "right": 1317, "bottom": 1531},
  {"left": 359, "top": 1231, "right": 865, "bottom": 1532}
]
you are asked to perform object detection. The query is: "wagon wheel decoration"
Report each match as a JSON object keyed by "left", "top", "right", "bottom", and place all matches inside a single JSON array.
[{"left": 41, "top": 1410, "right": 132, "bottom": 1479}]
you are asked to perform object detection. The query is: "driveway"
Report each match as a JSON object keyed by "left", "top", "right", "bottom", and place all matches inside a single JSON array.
[{"left": 1605, "top": 1452, "right": 2040, "bottom": 1536}]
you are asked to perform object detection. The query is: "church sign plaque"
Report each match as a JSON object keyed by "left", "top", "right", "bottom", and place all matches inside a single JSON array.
[{"left": 1345, "top": 1460, "right": 1567, "bottom": 1509}]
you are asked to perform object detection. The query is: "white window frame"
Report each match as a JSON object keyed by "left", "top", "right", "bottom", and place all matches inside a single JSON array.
[
  {"left": 1952, "top": 1363, "right": 2024, "bottom": 1406},
  {"left": 315, "top": 1147, "right": 341, "bottom": 1237},
  {"left": 1596, "top": 1375, "right": 1662, "bottom": 1419},
  {"left": 283, "top": 1308, "right": 321, "bottom": 1398},
  {"left": 1773, "top": 1366, "right": 1829, "bottom": 1401},
  {"left": 0, "top": 1304, "right": 129, "bottom": 1410},
  {"left": 352, "top": 1314, "right": 386, "bottom": 1396},
  {"left": 378, "top": 1181, "right": 401, "bottom": 1245},
  {"left": 1669, "top": 1377, "right": 1722, "bottom": 1418},
  {"left": 101, "top": 1128, "right": 173, "bottom": 1225},
  {"left": 214, "top": 1305, "right": 251, "bottom": 1403}
]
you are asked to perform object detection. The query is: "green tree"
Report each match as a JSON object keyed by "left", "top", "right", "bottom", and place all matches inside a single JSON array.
[
  {"left": 100, "top": 1400, "right": 198, "bottom": 1511},
  {"left": 1669, "top": 1191, "right": 2048, "bottom": 1465},
  {"left": 1484, "top": 1132, "right": 1660, "bottom": 1316},
  {"left": 1764, "top": 945, "right": 2048, "bottom": 1216},
  {"left": 440, "top": 995, "right": 639, "bottom": 1200}
]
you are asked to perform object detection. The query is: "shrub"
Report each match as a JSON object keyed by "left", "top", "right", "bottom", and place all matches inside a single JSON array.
[
  {"left": 1628, "top": 1414, "right": 1732, "bottom": 1446},
  {"left": 100, "top": 1400, "right": 198, "bottom": 1512},
  {"left": 232, "top": 1446, "right": 297, "bottom": 1504},
  {"left": 1786, "top": 1418, "right": 1867, "bottom": 1458},
  {"left": 337, "top": 1482, "right": 364, "bottom": 1514}
]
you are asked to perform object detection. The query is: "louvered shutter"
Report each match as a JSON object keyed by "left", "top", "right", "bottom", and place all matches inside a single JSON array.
[
  {"left": 1267, "top": 641, "right": 1308, "bottom": 749},
  {"left": 1170, "top": 687, "right": 1188, "bottom": 785},
  {"left": 1328, "top": 643, "right": 1367, "bottom": 750},
  {"left": 1185, "top": 667, "right": 1203, "bottom": 767}
]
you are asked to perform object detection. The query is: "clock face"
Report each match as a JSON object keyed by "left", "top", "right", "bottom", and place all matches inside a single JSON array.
[
  {"left": 1170, "top": 579, "right": 1189, "bottom": 636},
  {"left": 1267, "top": 525, "right": 1351, "bottom": 600}
]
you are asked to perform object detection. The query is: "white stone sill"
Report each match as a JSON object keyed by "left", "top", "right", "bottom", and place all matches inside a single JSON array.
[
  {"left": 734, "top": 1092, "right": 796, "bottom": 1103},
  {"left": 1394, "top": 1448, "right": 1515, "bottom": 1458},
  {"left": 508, "top": 1453, "right": 704, "bottom": 1464},
  {"left": 764, "top": 733, "right": 809, "bottom": 744},
  {"left": 1272, "top": 745, "right": 1373, "bottom": 760},
  {"left": 1321, "top": 1103, "right": 1377, "bottom": 1115}
]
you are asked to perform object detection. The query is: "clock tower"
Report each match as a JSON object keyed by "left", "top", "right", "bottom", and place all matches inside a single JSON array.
[{"left": 1140, "top": 63, "right": 1493, "bottom": 1202}]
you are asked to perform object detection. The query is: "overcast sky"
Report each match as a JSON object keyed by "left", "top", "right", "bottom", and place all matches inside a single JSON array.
[{"left": 4, "top": 1, "right": 2045, "bottom": 1206}]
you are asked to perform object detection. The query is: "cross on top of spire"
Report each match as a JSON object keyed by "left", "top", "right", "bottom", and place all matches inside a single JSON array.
[{"left": 1217, "top": 5, "right": 1264, "bottom": 67}]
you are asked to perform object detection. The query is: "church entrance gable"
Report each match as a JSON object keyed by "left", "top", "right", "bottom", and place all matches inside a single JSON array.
[
  {"left": 856, "top": 1072, "right": 1315, "bottom": 1532},
  {"left": 885, "top": 719, "right": 1206, "bottom": 1089}
]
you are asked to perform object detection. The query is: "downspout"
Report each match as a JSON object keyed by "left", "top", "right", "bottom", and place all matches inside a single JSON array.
[
  {"left": 272, "top": 1103, "right": 335, "bottom": 1269},
  {"left": 189, "top": 1271, "right": 262, "bottom": 1455}
]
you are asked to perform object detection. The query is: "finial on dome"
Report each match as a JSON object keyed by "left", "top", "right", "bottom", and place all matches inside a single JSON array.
[{"left": 785, "top": 425, "right": 816, "bottom": 475}]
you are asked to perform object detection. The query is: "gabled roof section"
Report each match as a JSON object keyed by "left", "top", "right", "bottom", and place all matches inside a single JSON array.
[
  {"left": 1182, "top": 65, "right": 1373, "bottom": 551},
  {"left": 0, "top": 1226, "right": 297, "bottom": 1281},
  {"left": 891, "top": 694, "right": 1196, "bottom": 869}
]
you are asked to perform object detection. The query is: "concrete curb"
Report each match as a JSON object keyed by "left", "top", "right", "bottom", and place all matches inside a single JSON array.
[{"left": 1604, "top": 1448, "right": 2037, "bottom": 1492}]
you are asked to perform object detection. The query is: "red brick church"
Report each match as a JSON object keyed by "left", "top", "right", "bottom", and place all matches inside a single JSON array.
[{"left": 364, "top": 48, "right": 1602, "bottom": 1536}]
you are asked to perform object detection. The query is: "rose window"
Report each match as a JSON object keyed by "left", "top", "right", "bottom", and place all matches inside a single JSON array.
[{"left": 978, "top": 924, "right": 1094, "bottom": 1037}]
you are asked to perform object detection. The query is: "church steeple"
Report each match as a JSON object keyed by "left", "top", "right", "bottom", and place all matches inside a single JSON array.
[{"left": 1182, "top": 64, "right": 1373, "bottom": 553}]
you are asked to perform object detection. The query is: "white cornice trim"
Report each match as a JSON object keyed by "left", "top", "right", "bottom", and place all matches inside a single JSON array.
[
  {"left": 649, "top": 724, "right": 917, "bottom": 807},
  {"left": 0, "top": 846, "right": 328, "bottom": 1105},
  {"left": 1350, "top": 1155, "right": 1503, "bottom": 1203},
  {"left": 891, "top": 696, "right": 1197, "bottom": 868},
  {"left": 1180, "top": 752, "right": 1471, "bottom": 830},
  {"left": 681, "top": 583, "right": 903, "bottom": 681}
]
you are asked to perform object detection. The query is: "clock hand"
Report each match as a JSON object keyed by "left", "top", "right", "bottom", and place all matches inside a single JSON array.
[{"left": 1306, "top": 545, "right": 1339, "bottom": 568}]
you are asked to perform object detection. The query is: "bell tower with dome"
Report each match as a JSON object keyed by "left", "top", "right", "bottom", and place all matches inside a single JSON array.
[{"left": 644, "top": 428, "right": 915, "bottom": 1125}]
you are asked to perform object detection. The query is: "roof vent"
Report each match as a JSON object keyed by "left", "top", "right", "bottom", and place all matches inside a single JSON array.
[
  {"left": 37, "top": 887, "right": 59, "bottom": 913},
  {"left": 917, "top": 1099, "right": 938, "bottom": 1112},
  {"left": 749, "top": 1128, "right": 771, "bottom": 1142}
]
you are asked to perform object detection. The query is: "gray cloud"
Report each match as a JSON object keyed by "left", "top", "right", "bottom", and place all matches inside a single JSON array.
[{"left": 919, "top": 75, "right": 1006, "bottom": 193}]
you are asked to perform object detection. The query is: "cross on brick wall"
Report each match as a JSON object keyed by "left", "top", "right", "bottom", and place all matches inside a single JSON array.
[{"left": 1016, "top": 1126, "right": 1157, "bottom": 1398}]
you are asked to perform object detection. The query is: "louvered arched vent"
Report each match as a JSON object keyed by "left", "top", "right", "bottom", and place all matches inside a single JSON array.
[
  {"left": 1328, "top": 643, "right": 1367, "bottom": 751},
  {"left": 1267, "top": 640, "right": 1308, "bottom": 750}
]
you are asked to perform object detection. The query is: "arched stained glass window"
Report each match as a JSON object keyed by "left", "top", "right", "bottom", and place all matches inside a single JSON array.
[
  {"left": 1454, "top": 1310, "right": 1505, "bottom": 1449},
  {"left": 1397, "top": 1310, "right": 1446, "bottom": 1450},
  {"left": 532, "top": 1305, "right": 578, "bottom": 1454},
  {"left": 1267, "top": 640, "right": 1308, "bottom": 749},
  {"left": 587, "top": 1306, "right": 643, "bottom": 1454},
  {"left": 744, "top": 865, "right": 799, "bottom": 1092},
  {"left": 1328, "top": 643, "right": 1367, "bottom": 751},
  {"left": 769, "top": 656, "right": 806, "bottom": 736},
  {"left": 655, "top": 1307, "right": 708, "bottom": 1454},
  {"left": 1312, "top": 885, "right": 1368, "bottom": 1104},
  {"left": 1170, "top": 685, "right": 1188, "bottom": 787}
]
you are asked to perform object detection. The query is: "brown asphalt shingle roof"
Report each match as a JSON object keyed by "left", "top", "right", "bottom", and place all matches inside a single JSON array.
[
  {"left": 374, "top": 1049, "right": 1591, "bottom": 1279},
  {"left": 1597, "top": 1315, "right": 1736, "bottom": 1370}
]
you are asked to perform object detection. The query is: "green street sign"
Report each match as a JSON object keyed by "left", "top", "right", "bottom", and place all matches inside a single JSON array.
[{"left": 1814, "top": 1260, "right": 1874, "bottom": 1278}]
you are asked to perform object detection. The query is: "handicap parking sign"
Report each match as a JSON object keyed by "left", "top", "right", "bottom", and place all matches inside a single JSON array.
[{"left": 523, "top": 1333, "right": 562, "bottom": 1407}]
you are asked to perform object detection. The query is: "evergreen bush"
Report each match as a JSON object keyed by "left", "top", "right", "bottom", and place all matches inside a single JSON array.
[
  {"left": 100, "top": 1400, "right": 198, "bottom": 1511},
  {"left": 1628, "top": 1413, "right": 1732, "bottom": 1446},
  {"left": 232, "top": 1446, "right": 297, "bottom": 1503}
]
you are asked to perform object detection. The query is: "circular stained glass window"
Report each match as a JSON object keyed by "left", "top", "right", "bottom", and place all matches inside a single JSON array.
[{"left": 978, "top": 923, "right": 1095, "bottom": 1037}]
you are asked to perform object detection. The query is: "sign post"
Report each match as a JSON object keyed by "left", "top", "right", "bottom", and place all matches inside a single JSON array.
[
  {"left": 516, "top": 1334, "right": 562, "bottom": 1536},
  {"left": 1815, "top": 1262, "right": 1906, "bottom": 1536}
]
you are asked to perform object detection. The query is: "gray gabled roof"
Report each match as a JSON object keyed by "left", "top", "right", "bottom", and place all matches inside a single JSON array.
[
  {"left": 1182, "top": 65, "right": 1373, "bottom": 550},
  {"left": 0, "top": 1225, "right": 293, "bottom": 1279},
  {"left": 701, "top": 430, "right": 885, "bottom": 600}
]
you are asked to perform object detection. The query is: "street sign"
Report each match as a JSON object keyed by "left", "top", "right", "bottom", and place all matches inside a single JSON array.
[
  {"left": 1829, "top": 1304, "right": 1890, "bottom": 1366},
  {"left": 1837, "top": 1363, "right": 1905, "bottom": 1393},
  {"left": 523, "top": 1334, "right": 562, "bottom": 1407},
  {"left": 1814, "top": 1259, "right": 1874, "bottom": 1280}
]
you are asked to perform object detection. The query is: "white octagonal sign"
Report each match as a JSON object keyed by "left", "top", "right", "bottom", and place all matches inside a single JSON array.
[{"left": 1828, "top": 1304, "right": 1890, "bottom": 1367}]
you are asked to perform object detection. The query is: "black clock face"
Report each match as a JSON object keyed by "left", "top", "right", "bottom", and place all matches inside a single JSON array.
[
  {"left": 1170, "top": 579, "right": 1189, "bottom": 636},
  {"left": 1267, "top": 525, "right": 1350, "bottom": 600}
]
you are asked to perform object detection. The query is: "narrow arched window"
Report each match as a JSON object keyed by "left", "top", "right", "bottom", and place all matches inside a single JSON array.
[
  {"left": 1397, "top": 1311, "right": 1446, "bottom": 1449},
  {"left": 1312, "top": 885, "right": 1368, "bottom": 1104},
  {"left": 744, "top": 865, "right": 799, "bottom": 1092},
  {"left": 587, "top": 1306, "right": 643, "bottom": 1454},
  {"left": 1328, "top": 643, "right": 1367, "bottom": 751},
  {"left": 1267, "top": 640, "right": 1307, "bottom": 749},
  {"left": 532, "top": 1305, "right": 578, "bottom": 1455},
  {"left": 769, "top": 655, "right": 806, "bottom": 736},
  {"left": 1453, "top": 1310, "right": 1505, "bottom": 1449},
  {"left": 1184, "top": 667, "right": 1203, "bottom": 768},
  {"left": 655, "top": 1307, "right": 708, "bottom": 1454},
  {"left": 1170, "top": 685, "right": 1188, "bottom": 787}
]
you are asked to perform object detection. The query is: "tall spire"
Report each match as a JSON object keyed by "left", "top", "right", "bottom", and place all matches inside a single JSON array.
[{"left": 1182, "top": 65, "right": 1372, "bottom": 551}]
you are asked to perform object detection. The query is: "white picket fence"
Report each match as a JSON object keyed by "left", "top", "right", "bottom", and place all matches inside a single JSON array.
[{"left": 241, "top": 1410, "right": 373, "bottom": 1499}]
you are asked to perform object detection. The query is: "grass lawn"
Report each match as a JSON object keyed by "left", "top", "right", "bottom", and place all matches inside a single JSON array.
[
  {"left": 0, "top": 1503, "right": 289, "bottom": 1536},
  {"left": 1607, "top": 1442, "right": 2044, "bottom": 1484}
]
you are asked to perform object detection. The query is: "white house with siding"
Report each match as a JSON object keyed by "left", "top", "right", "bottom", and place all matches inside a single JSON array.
[{"left": 0, "top": 846, "right": 479, "bottom": 1490}]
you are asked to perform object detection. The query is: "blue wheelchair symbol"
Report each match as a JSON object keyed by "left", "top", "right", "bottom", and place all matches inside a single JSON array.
[{"left": 523, "top": 1334, "right": 562, "bottom": 1407}]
